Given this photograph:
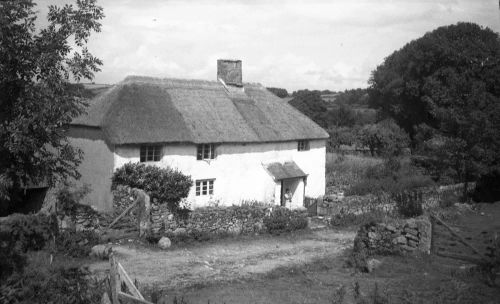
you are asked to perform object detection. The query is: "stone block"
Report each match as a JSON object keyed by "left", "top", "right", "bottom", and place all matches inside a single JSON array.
[
  {"left": 407, "top": 240, "right": 418, "bottom": 247},
  {"left": 405, "top": 233, "right": 419, "bottom": 242},
  {"left": 404, "top": 227, "right": 418, "bottom": 236},
  {"left": 158, "top": 236, "right": 171, "bottom": 250},
  {"left": 393, "top": 235, "right": 407, "bottom": 245},
  {"left": 385, "top": 225, "right": 397, "bottom": 233},
  {"left": 401, "top": 245, "right": 416, "bottom": 251}
]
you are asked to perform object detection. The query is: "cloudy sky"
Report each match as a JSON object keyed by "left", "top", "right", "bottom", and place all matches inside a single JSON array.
[{"left": 37, "top": 0, "right": 500, "bottom": 92}]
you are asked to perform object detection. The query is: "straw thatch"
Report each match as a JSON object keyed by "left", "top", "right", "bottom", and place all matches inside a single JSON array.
[
  {"left": 72, "top": 76, "right": 329, "bottom": 144},
  {"left": 265, "top": 161, "right": 307, "bottom": 181}
]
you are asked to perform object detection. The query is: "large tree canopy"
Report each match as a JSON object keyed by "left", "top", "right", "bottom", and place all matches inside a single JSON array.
[
  {"left": 0, "top": 0, "right": 104, "bottom": 204},
  {"left": 369, "top": 22, "right": 500, "bottom": 191}
]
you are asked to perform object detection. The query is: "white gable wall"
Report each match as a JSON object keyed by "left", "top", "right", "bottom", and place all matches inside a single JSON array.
[{"left": 114, "top": 139, "right": 326, "bottom": 208}]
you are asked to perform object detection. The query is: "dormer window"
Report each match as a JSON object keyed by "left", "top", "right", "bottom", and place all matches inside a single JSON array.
[
  {"left": 197, "top": 144, "right": 215, "bottom": 160},
  {"left": 298, "top": 140, "right": 310, "bottom": 151},
  {"left": 140, "top": 145, "right": 162, "bottom": 162}
]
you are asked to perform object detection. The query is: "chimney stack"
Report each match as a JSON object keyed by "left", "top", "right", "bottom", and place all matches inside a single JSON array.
[{"left": 217, "top": 59, "right": 242, "bottom": 87}]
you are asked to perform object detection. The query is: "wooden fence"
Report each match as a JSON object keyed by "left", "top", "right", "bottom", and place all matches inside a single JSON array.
[{"left": 105, "top": 254, "right": 154, "bottom": 304}]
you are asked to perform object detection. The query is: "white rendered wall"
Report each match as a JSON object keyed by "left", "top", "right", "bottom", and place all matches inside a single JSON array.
[{"left": 114, "top": 139, "right": 326, "bottom": 208}]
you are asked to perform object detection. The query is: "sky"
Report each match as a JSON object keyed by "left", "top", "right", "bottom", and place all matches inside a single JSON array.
[{"left": 36, "top": 0, "right": 500, "bottom": 92}]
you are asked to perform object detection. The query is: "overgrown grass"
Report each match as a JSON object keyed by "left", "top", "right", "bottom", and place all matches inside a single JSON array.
[{"left": 326, "top": 152, "right": 383, "bottom": 193}]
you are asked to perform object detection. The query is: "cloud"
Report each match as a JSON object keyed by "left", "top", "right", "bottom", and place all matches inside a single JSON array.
[{"left": 35, "top": 0, "right": 500, "bottom": 91}]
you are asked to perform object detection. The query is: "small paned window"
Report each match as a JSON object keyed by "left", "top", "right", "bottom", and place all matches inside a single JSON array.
[
  {"left": 195, "top": 179, "right": 214, "bottom": 196},
  {"left": 297, "top": 140, "right": 310, "bottom": 151},
  {"left": 140, "top": 145, "right": 162, "bottom": 162},
  {"left": 197, "top": 144, "right": 215, "bottom": 160}
]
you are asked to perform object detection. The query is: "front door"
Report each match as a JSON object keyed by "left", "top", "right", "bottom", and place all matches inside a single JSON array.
[{"left": 280, "top": 178, "right": 303, "bottom": 208}]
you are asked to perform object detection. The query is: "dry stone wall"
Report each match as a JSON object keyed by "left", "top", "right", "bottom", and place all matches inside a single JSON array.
[{"left": 354, "top": 216, "right": 432, "bottom": 255}]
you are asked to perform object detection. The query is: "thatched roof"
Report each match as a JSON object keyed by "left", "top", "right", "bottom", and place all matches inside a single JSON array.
[
  {"left": 264, "top": 161, "right": 307, "bottom": 181},
  {"left": 72, "top": 76, "right": 329, "bottom": 145}
]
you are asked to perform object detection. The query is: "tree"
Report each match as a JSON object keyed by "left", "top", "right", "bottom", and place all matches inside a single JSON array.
[
  {"left": 369, "top": 23, "right": 500, "bottom": 195},
  {"left": 288, "top": 90, "right": 329, "bottom": 128},
  {"left": 0, "top": 0, "right": 104, "bottom": 206},
  {"left": 356, "top": 120, "right": 409, "bottom": 157},
  {"left": 266, "top": 87, "right": 289, "bottom": 98}
]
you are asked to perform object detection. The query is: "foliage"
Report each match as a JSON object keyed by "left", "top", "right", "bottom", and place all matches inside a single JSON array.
[
  {"left": 266, "top": 87, "right": 289, "bottom": 98},
  {"left": 112, "top": 162, "right": 193, "bottom": 213},
  {"left": 329, "top": 104, "right": 357, "bottom": 128},
  {"left": 327, "top": 127, "right": 356, "bottom": 151},
  {"left": 0, "top": 213, "right": 58, "bottom": 252},
  {"left": 289, "top": 90, "right": 330, "bottom": 128},
  {"left": 355, "top": 119, "right": 409, "bottom": 157},
  {"left": 369, "top": 22, "right": 500, "bottom": 194},
  {"left": 55, "top": 182, "right": 94, "bottom": 217},
  {"left": 393, "top": 191, "right": 424, "bottom": 218},
  {"left": 0, "top": 0, "right": 104, "bottom": 205},
  {"left": 473, "top": 168, "right": 500, "bottom": 203},
  {"left": 0, "top": 231, "right": 27, "bottom": 282},
  {"left": 0, "top": 264, "right": 105, "bottom": 304},
  {"left": 346, "top": 159, "right": 434, "bottom": 196},
  {"left": 55, "top": 229, "right": 100, "bottom": 258},
  {"left": 263, "top": 207, "right": 308, "bottom": 235}
]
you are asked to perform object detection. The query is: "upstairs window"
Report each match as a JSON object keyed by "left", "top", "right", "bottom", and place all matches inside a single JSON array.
[
  {"left": 140, "top": 145, "right": 162, "bottom": 162},
  {"left": 195, "top": 179, "right": 214, "bottom": 196},
  {"left": 197, "top": 144, "right": 215, "bottom": 160},
  {"left": 298, "top": 140, "right": 310, "bottom": 151}
]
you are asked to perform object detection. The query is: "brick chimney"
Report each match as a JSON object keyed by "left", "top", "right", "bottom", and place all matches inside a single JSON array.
[{"left": 217, "top": 59, "right": 242, "bottom": 87}]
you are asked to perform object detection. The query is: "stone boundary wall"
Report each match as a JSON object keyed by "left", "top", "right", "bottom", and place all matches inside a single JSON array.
[
  {"left": 354, "top": 215, "right": 432, "bottom": 255},
  {"left": 318, "top": 183, "right": 474, "bottom": 217}
]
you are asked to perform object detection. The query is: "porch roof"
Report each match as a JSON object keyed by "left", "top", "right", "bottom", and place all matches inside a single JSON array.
[{"left": 264, "top": 161, "right": 307, "bottom": 181}]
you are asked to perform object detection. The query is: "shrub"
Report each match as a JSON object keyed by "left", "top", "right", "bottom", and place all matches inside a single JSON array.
[
  {"left": 263, "top": 207, "right": 308, "bottom": 235},
  {"left": 0, "top": 213, "right": 58, "bottom": 252},
  {"left": 0, "top": 231, "right": 26, "bottom": 281},
  {"left": 55, "top": 230, "right": 100, "bottom": 258},
  {"left": 55, "top": 182, "right": 95, "bottom": 217},
  {"left": 0, "top": 265, "right": 105, "bottom": 304},
  {"left": 473, "top": 169, "right": 500, "bottom": 203},
  {"left": 393, "top": 191, "right": 423, "bottom": 218},
  {"left": 112, "top": 162, "right": 193, "bottom": 213}
]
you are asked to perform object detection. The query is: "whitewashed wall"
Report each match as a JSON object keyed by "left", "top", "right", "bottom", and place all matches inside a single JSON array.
[{"left": 114, "top": 139, "right": 326, "bottom": 208}]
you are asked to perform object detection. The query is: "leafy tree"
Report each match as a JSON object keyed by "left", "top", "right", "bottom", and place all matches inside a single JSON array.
[
  {"left": 369, "top": 22, "right": 500, "bottom": 194},
  {"left": 0, "top": 0, "right": 104, "bottom": 206},
  {"left": 288, "top": 90, "right": 329, "bottom": 128},
  {"left": 327, "top": 126, "right": 355, "bottom": 151},
  {"left": 356, "top": 120, "right": 409, "bottom": 157},
  {"left": 266, "top": 87, "right": 289, "bottom": 98}
]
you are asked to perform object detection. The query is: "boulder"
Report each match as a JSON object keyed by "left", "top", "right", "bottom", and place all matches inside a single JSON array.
[
  {"left": 158, "top": 236, "right": 172, "bottom": 250},
  {"left": 172, "top": 227, "right": 187, "bottom": 236},
  {"left": 90, "top": 244, "right": 112, "bottom": 259},
  {"left": 393, "top": 235, "right": 407, "bottom": 245},
  {"left": 366, "top": 258, "right": 382, "bottom": 273}
]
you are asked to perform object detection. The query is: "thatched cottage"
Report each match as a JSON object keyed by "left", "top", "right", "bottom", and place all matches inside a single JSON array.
[{"left": 69, "top": 60, "right": 328, "bottom": 211}]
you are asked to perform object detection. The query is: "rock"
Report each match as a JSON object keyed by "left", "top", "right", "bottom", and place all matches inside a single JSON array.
[
  {"left": 406, "top": 219, "right": 418, "bottom": 229},
  {"left": 172, "top": 227, "right": 187, "bottom": 235},
  {"left": 405, "top": 233, "right": 419, "bottom": 241},
  {"left": 158, "top": 236, "right": 171, "bottom": 249},
  {"left": 404, "top": 228, "right": 418, "bottom": 236},
  {"left": 90, "top": 244, "right": 112, "bottom": 259},
  {"left": 393, "top": 235, "right": 407, "bottom": 245},
  {"left": 407, "top": 240, "right": 418, "bottom": 247},
  {"left": 366, "top": 258, "right": 382, "bottom": 273},
  {"left": 385, "top": 225, "right": 397, "bottom": 233}
]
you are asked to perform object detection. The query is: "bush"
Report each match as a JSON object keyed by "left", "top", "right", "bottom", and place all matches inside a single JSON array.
[
  {"left": 0, "top": 231, "right": 26, "bottom": 281},
  {"left": 473, "top": 169, "right": 500, "bottom": 203},
  {"left": 393, "top": 191, "right": 423, "bottom": 218},
  {"left": 0, "top": 213, "right": 58, "bottom": 252},
  {"left": 112, "top": 162, "right": 193, "bottom": 213},
  {"left": 263, "top": 207, "right": 308, "bottom": 235},
  {"left": 55, "top": 230, "right": 100, "bottom": 258},
  {"left": 0, "top": 265, "right": 105, "bottom": 304},
  {"left": 55, "top": 182, "right": 95, "bottom": 217}
]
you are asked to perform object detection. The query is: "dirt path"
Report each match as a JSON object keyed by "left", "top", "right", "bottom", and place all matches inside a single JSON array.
[{"left": 90, "top": 229, "right": 355, "bottom": 289}]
